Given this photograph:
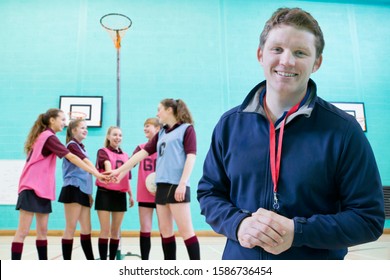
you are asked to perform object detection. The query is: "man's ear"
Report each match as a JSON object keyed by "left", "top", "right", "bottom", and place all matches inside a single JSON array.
[
  {"left": 312, "top": 55, "right": 323, "bottom": 73},
  {"left": 257, "top": 47, "right": 263, "bottom": 64}
]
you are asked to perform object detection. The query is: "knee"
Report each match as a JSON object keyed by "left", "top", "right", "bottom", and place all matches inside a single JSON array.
[
  {"left": 15, "top": 228, "right": 30, "bottom": 241},
  {"left": 159, "top": 225, "right": 174, "bottom": 237},
  {"left": 63, "top": 227, "right": 76, "bottom": 238},
  {"left": 36, "top": 226, "right": 48, "bottom": 239},
  {"left": 99, "top": 228, "right": 110, "bottom": 238},
  {"left": 110, "top": 230, "right": 121, "bottom": 239},
  {"left": 79, "top": 225, "right": 92, "bottom": 235},
  {"left": 180, "top": 231, "right": 196, "bottom": 240},
  {"left": 140, "top": 220, "right": 152, "bottom": 232}
]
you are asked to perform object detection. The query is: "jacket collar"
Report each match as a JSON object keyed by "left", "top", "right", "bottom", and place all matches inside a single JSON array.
[{"left": 241, "top": 79, "right": 318, "bottom": 128}]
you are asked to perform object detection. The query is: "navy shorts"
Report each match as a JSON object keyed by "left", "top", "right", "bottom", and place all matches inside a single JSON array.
[
  {"left": 138, "top": 202, "right": 156, "bottom": 209},
  {"left": 95, "top": 187, "right": 127, "bottom": 212},
  {"left": 16, "top": 190, "right": 52, "bottom": 214},
  {"left": 155, "top": 183, "right": 190, "bottom": 205},
  {"left": 58, "top": 185, "right": 91, "bottom": 207}
]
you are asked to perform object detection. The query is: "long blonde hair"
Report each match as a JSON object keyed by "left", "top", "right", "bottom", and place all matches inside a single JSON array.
[
  {"left": 24, "top": 108, "right": 62, "bottom": 154},
  {"left": 104, "top": 126, "right": 121, "bottom": 148}
]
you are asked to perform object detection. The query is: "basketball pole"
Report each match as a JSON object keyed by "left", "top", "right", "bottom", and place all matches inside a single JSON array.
[
  {"left": 100, "top": 13, "right": 138, "bottom": 260},
  {"left": 100, "top": 13, "right": 131, "bottom": 128},
  {"left": 115, "top": 31, "right": 123, "bottom": 260},
  {"left": 116, "top": 30, "right": 121, "bottom": 127},
  {"left": 115, "top": 30, "right": 141, "bottom": 260}
]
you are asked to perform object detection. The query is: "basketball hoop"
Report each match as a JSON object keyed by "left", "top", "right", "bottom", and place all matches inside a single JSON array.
[
  {"left": 100, "top": 13, "right": 132, "bottom": 128},
  {"left": 100, "top": 13, "right": 132, "bottom": 49},
  {"left": 68, "top": 111, "right": 87, "bottom": 120}
]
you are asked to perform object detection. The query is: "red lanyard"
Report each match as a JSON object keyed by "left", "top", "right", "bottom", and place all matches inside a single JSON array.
[{"left": 263, "top": 96, "right": 301, "bottom": 211}]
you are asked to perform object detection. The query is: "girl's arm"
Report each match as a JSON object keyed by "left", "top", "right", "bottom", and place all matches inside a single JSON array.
[
  {"left": 175, "top": 153, "right": 196, "bottom": 202},
  {"left": 83, "top": 157, "right": 97, "bottom": 170},
  {"left": 128, "top": 184, "right": 134, "bottom": 208},
  {"left": 106, "top": 149, "right": 149, "bottom": 180},
  {"left": 103, "top": 159, "right": 112, "bottom": 171},
  {"left": 179, "top": 153, "right": 196, "bottom": 185},
  {"left": 65, "top": 153, "right": 108, "bottom": 182},
  {"left": 81, "top": 152, "right": 97, "bottom": 206}
]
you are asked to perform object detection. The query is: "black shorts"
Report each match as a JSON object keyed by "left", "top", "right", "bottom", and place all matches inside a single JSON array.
[
  {"left": 16, "top": 190, "right": 52, "bottom": 214},
  {"left": 95, "top": 187, "right": 127, "bottom": 212},
  {"left": 138, "top": 202, "right": 156, "bottom": 209},
  {"left": 155, "top": 183, "right": 190, "bottom": 205},
  {"left": 58, "top": 185, "right": 91, "bottom": 207}
]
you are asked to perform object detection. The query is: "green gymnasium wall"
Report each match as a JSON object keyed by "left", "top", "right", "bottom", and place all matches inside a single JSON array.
[{"left": 0, "top": 0, "right": 389, "bottom": 232}]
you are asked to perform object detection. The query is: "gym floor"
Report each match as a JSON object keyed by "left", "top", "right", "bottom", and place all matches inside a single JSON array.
[{"left": 1, "top": 234, "right": 389, "bottom": 260}]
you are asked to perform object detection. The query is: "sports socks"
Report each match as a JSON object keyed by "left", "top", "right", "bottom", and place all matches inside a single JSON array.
[
  {"left": 98, "top": 238, "right": 108, "bottom": 260},
  {"left": 36, "top": 239, "right": 48, "bottom": 260},
  {"left": 12, "top": 240, "right": 48, "bottom": 260},
  {"left": 184, "top": 235, "right": 200, "bottom": 260},
  {"left": 99, "top": 238, "right": 120, "bottom": 260},
  {"left": 61, "top": 238, "right": 73, "bottom": 260},
  {"left": 11, "top": 242, "right": 23, "bottom": 260},
  {"left": 161, "top": 235, "right": 176, "bottom": 260},
  {"left": 140, "top": 231, "right": 151, "bottom": 260},
  {"left": 80, "top": 233, "right": 95, "bottom": 260},
  {"left": 109, "top": 238, "right": 120, "bottom": 260}
]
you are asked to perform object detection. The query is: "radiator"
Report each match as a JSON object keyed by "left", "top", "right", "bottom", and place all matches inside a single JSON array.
[{"left": 384, "top": 186, "right": 390, "bottom": 219}]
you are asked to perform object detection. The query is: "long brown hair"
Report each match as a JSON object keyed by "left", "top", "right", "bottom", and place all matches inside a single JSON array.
[
  {"left": 160, "top": 98, "right": 194, "bottom": 125},
  {"left": 24, "top": 108, "right": 62, "bottom": 154},
  {"left": 66, "top": 119, "right": 86, "bottom": 144}
]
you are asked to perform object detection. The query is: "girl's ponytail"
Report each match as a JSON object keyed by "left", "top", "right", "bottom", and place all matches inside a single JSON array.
[
  {"left": 176, "top": 99, "right": 194, "bottom": 125},
  {"left": 24, "top": 109, "right": 62, "bottom": 154},
  {"left": 160, "top": 98, "right": 194, "bottom": 125}
]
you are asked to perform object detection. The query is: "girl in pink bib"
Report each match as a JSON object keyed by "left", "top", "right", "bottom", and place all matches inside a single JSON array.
[
  {"left": 95, "top": 126, "right": 134, "bottom": 260},
  {"left": 11, "top": 108, "right": 108, "bottom": 260},
  {"left": 131, "top": 117, "right": 161, "bottom": 259}
]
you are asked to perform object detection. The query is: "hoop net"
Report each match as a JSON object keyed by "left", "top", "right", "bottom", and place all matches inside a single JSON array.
[
  {"left": 100, "top": 13, "right": 132, "bottom": 49},
  {"left": 68, "top": 111, "right": 87, "bottom": 121}
]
